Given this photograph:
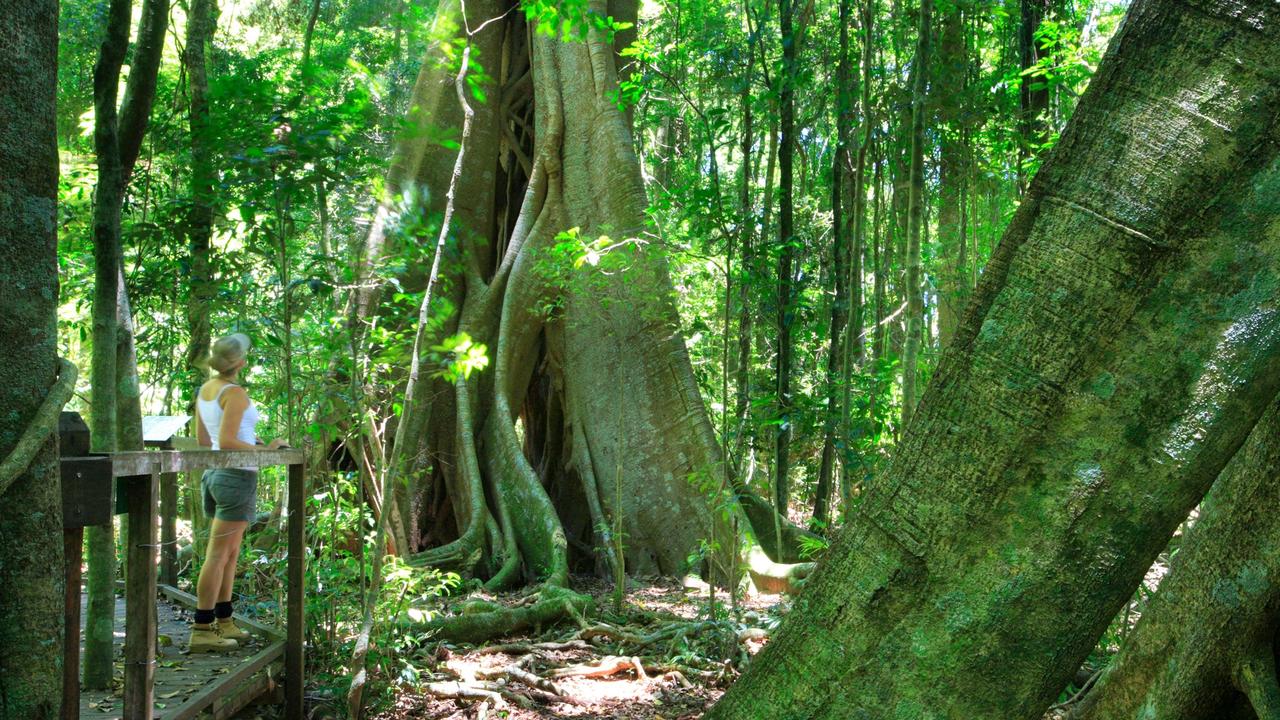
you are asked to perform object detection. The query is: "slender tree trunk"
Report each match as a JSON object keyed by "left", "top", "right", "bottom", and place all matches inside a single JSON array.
[
  {"left": 841, "top": 0, "right": 874, "bottom": 506},
  {"left": 733, "top": 65, "right": 755, "bottom": 465},
  {"left": 814, "top": 0, "right": 853, "bottom": 525},
  {"left": 183, "top": 0, "right": 218, "bottom": 562},
  {"left": 118, "top": 0, "right": 169, "bottom": 184},
  {"left": 774, "top": 0, "right": 797, "bottom": 516},
  {"left": 83, "top": 0, "right": 132, "bottom": 690},
  {"left": 184, "top": 0, "right": 217, "bottom": 397},
  {"left": 302, "top": 0, "right": 322, "bottom": 70},
  {"left": 872, "top": 150, "right": 887, "bottom": 364},
  {"left": 936, "top": 4, "right": 967, "bottom": 346},
  {"left": 900, "top": 0, "right": 930, "bottom": 430},
  {"left": 0, "top": 2, "right": 63, "bottom": 715},
  {"left": 708, "top": 0, "right": 1280, "bottom": 715},
  {"left": 1075, "top": 384, "right": 1280, "bottom": 720},
  {"left": 1018, "top": 0, "right": 1052, "bottom": 191}
]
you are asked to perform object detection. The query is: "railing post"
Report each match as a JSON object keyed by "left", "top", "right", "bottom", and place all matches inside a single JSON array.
[
  {"left": 286, "top": 461, "right": 306, "bottom": 720},
  {"left": 122, "top": 468, "right": 159, "bottom": 720},
  {"left": 160, "top": 470, "right": 178, "bottom": 586},
  {"left": 62, "top": 526, "right": 83, "bottom": 720}
]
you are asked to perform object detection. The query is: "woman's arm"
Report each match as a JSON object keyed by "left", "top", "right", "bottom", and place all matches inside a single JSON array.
[{"left": 217, "top": 386, "right": 288, "bottom": 450}]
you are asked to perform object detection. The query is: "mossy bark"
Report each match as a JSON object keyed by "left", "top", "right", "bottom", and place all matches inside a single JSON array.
[
  {"left": 708, "top": 0, "right": 1280, "bottom": 717},
  {"left": 935, "top": 6, "right": 968, "bottom": 347},
  {"left": 183, "top": 0, "right": 218, "bottom": 562},
  {"left": 83, "top": 0, "right": 132, "bottom": 690},
  {"left": 0, "top": 2, "right": 63, "bottom": 716},
  {"left": 900, "top": 0, "right": 929, "bottom": 430},
  {"left": 1074, "top": 393, "right": 1280, "bottom": 720},
  {"left": 381, "top": 0, "right": 758, "bottom": 587}
]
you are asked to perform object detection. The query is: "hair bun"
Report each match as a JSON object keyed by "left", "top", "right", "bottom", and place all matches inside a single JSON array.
[{"left": 208, "top": 333, "right": 251, "bottom": 374}]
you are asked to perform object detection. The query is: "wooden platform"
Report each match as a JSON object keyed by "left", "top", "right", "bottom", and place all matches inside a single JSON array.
[{"left": 79, "top": 588, "right": 284, "bottom": 720}]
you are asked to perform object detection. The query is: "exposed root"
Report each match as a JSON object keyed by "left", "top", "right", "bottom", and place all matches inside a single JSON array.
[
  {"left": 408, "top": 586, "right": 593, "bottom": 644},
  {"left": 473, "top": 639, "right": 595, "bottom": 655},
  {"left": 550, "top": 655, "right": 648, "bottom": 679},
  {"left": 409, "top": 378, "right": 489, "bottom": 574},
  {"left": 424, "top": 680, "right": 503, "bottom": 706},
  {"left": 745, "top": 544, "right": 815, "bottom": 595}
]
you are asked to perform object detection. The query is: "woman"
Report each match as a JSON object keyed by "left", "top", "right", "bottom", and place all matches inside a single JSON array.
[{"left": 189, "top": 333, "right": 286, "bottom": 653}]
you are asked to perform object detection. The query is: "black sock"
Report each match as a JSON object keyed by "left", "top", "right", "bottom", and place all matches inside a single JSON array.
[
  {"left": 195, "top": 608, "right": 216, "bottom": 624},
  {"left": 215, "top": 601, "right": 234, "bottom": 620}
]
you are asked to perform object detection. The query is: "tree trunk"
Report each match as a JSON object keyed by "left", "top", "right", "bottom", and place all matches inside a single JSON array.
[
  {"left": 814, "top": 0, "right": 853, "bottom": 526},
  {"left": 707, "top": 0, "right": 1280, "bottom": 716},
  {"left": 377, "top": 0, "right": 766, "bottom": 591},
  {"left": 184, "top": 0, "right": 218, "bottom": 397},
  {"left": 900, "top": 0, "right": 930, "bottom": 431},
  {"left": 733, "top": 68, "right": 755, "bottom": 466},
  {"left": 872, "top": 150, "right": 887, "bottom": 364},
  {"left": 841, "top": 0, "right": 874, "bottom": 505},
  {"left": 773, "top": 0, "right": 798, "bottom": 517},
  {"left": 83, "top": 0, "right": 132, "bottom": 690},
  {"left": 1074, "top": 385, "right": 1280, "bottom": 720},
  {"left": 0, "top": 2, "right": 63, "bottom": 716},
  {"left": 1018, "top": 0, "right": 1052, "bottom": 191},
  {"left": 936, "top": 5, "right": 967, "bottom": 346},
  {"left": 183, "top": 0, "right": 218, "bottom": 562},
  {"left": 118, "top": 0, "right": 169, "bottom": 184}
]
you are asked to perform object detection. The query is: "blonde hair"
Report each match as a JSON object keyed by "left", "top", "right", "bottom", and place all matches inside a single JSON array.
[{"left": 204, "top": 333, "right": 251, "bottom": 375}]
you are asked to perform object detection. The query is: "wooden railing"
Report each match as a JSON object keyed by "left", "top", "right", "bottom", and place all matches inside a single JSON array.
[{"left": 61, "top": 444, "right": 306, "bottom": 720}]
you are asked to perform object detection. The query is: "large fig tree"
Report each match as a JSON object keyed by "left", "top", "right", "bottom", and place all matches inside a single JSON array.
[{"left": 357, "top": 0, "right": 806, "bottom": 591}]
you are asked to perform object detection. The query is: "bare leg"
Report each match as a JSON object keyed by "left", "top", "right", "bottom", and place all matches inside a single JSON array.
[
  {"left": 218, "top": 529, "right": 246, "bottom": 603},
  {"left": 197, "top": 519, "right": 248, "bottom": 611}
]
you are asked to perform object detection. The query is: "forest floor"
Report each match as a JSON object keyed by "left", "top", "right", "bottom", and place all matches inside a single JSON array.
[
  {"left": 371, "top": 576, "right": 787, "bottom": 720},
  {"left": 365, "top": 547, "right": 1179, "bottom": 720}
]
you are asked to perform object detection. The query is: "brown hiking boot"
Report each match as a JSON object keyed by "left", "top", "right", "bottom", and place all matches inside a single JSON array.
[
  {"left": 188, "top": 623, "right": 238, "bottom": 653},
  {"left": 216, "top": 617, "right": 252, "bottom": 642}
]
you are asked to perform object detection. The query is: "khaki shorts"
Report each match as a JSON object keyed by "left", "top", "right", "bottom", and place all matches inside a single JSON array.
[{"left": 201, "top": 468, "right": 259, "bottom": 522}]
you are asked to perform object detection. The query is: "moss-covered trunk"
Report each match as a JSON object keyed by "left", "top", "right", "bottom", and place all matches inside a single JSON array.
[
  {"left": 1074, "top": 389, "right": 1280, "bottom": 720},
  {"left": 377, "top": 0, "right": 770, "bottom": 588},
  {"left": 83, "top": 0, "right": 132, "bottom": 689},
  {"left": 708, "top": 0, "right": 1280, "bottom": 717},
  {"left": 0, "top": 2, "right": 63, "bottom": 715}
]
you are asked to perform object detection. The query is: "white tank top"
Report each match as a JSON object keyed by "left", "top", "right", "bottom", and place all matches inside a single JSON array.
[{"left": 197, "top": 382, "right": 260, "bottom": 452}]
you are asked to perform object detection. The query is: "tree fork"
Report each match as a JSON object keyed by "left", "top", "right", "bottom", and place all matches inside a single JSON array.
[{"left": 1074, "top": 380, "right": 1280, "bottom": 720}]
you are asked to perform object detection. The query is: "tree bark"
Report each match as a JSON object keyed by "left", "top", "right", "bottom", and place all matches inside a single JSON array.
[
  {"left": 83, "top": 0, "right": 132, "bottom": 690},
  {"left": 773, "top": 0, "right": 798, "bottom": 516},
  {"left": 380, "top": 0, "right": 757, "bottom": 588},
  {"left": 841, "top": 0, "right": 874, "bottom": 505},
  {"left": 0, "top": 2, "right": 62, "bottom": 716},
  {"left": 814, "top": 0, "right": 854, "bottom": 526},
  {"left": 118, "top": 0, "right": 169, "bottom": 184},
  {"left": 733, "top": 62, "right": 755, "bottom": 467},
  {"left": 707, "top": 0, "right": 1280, "bottom": 716},
  {"left": 183, "top": 0, "right": 218, "bottom": 562},
  {"left": 936, "top": 4, "right": 968, "bottom": 346},
  {"left": 184, "top": 0, "right": 218, "bottom": 398},
  {"left": 1018, "top": 0, "right": 1052, "bottom": 191},
  {"left": 1075, "top": 385, "right": 1280, "bottom": 720},
  {"left": 900, "top": 0, "right": 930, "bottom": 430}
]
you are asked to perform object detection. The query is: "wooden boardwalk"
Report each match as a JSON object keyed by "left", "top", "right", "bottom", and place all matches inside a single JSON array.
[{"left": 79, "top": 588, "right": 283, "bottom": 720}]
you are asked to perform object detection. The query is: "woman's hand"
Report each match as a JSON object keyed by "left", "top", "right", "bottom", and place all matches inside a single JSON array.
[{"left": 264, "top": 438, "right": 289, "bottom": 450}]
